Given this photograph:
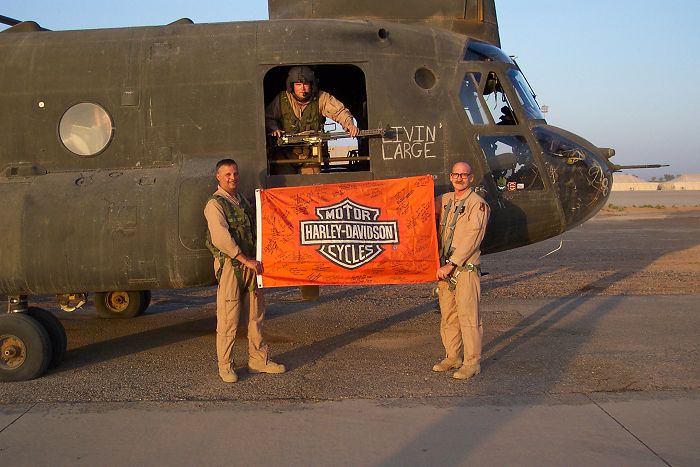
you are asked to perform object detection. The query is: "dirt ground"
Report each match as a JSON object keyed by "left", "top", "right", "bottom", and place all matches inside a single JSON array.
[
  {"left": 483, "top": 206, "right": 700, "bottom": 298},
  {"left": 1, "top": 207, "right": 698, "bottom": 403}
]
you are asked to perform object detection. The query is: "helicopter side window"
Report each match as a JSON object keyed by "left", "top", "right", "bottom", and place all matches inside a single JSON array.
[
  {"left": 459, "top": 72, "right": 489, "bottom": 125},
  {"left": 59, "top": 102, "right": 113, "bottom": 156},
  {"left": 481, "top": 72, "right": 518, "bottom": 126},
  {"left": 478, "top": 135, "right": 544, "bottom": 191}
]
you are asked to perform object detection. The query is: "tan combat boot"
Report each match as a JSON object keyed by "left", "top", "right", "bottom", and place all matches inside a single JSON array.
[
  {"left": 248, "top": 359, "right": 286, "bottom": 374},
  {"left": 219, "top": 368, "right": 238, "bottom": 383},
  {"left": 432, "top": 357, "right": 462, "bottom": 372},
  {"left": 453, "top": 362, "right": 480, "bottom": 380}
]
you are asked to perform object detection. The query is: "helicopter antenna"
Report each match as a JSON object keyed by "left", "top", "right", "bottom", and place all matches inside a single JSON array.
[{"left": 610, "top": 164, "right": 669, "bottom": 172}]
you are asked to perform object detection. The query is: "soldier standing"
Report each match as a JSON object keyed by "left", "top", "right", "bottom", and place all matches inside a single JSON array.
[
  {"left": 265, "top": 66, "right": 359, "bottom": 174},
  {"left": 433, "top": 162, "right": 490, "bottom": 380},
  {"left": 204, "top": 159, "right": 285, "bottom": 383}
]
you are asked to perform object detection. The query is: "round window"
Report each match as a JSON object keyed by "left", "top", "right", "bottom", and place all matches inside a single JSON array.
[
  {"left": 414, "top": 67, "right": 436, "bottom": 90},
  {"left": 59, "top": 103, "right": 113, "bottom": 156}
]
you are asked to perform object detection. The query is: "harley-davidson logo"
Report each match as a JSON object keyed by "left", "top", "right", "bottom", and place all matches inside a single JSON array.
[{"left": 300, "top": 198, "right": 400, "bottom": 269}]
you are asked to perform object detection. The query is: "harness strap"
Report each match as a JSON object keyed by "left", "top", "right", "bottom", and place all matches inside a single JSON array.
[
  {"left": 214, "top": 254, "right": 254, "bottom": 293},
  {"left": 439, "top": 193, "right": 470, "bottom": 265},
  {"left": 446, "top": 263, "right": 481, "bottom": 291},
  {"left": 457, "top": 263, "right": 481, "bottom": 274}
]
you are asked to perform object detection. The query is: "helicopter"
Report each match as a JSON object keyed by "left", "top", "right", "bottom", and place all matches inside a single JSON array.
[{"left": 0, "top": 0, "right": 660, "bottom": 381}]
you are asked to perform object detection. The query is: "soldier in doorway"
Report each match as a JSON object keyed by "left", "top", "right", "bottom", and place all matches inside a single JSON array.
[{"left": 265, "top": 66, "right": 359, "bottom": 174}]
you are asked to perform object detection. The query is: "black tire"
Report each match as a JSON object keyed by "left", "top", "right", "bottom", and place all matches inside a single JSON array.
[
  {"left": 94, "top": 291, "right": 147, "bottom": 319},
  {"left": 26, "top": 307, "right": 67, "bottom": 369},
  {"left": 138, "top": 290, "right": 152, "bottom": 314},
  {"left": 0, "top": 313, "right": 52, "bottom": 382}
]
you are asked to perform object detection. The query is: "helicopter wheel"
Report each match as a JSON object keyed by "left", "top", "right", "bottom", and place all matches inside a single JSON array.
[
  {"left": 0, "top": 313, "right": 52, "bottom": 382},
  {"left": 26, "top": 307, "right": 67, "bottom": 369},
  {"left": 94, "top": 290, "right": 150, "bottom": 319},
  {"left": 139, "top": 290, "right": 152, "bottom": 314}
]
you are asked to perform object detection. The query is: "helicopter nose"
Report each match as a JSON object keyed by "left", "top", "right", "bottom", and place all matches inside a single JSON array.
[{"left": 533, "top": 125, "right": 613, "bottom": 230}]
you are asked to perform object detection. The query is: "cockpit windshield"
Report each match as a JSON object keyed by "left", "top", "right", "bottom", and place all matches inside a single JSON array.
[
  {"left": 464, "top": 40, "right": 514, "bottom": 64},
  {"left": 507, "top": 69, "right": 544, "bottom": 120}
]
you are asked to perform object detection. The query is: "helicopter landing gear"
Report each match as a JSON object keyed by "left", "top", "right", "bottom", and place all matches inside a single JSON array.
[
  {"left": 93, "top": 290, "right": 151, "bottom": 319},
  {"left": 57, "top": 293, "right": 87, "bottom": 312},
  {"left": 26, "top": 307, "right": 67, "bottom": 369},
  {"left": 1, "top": 296, "right": 54, "bottom": 382},
  {"left": 300, "top": 285, "right": 320, "bottom": 301}
]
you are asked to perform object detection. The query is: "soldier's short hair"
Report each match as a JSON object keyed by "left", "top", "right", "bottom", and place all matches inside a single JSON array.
[{"left": 215, "top": 158, "right": 238, "bottom": 172}]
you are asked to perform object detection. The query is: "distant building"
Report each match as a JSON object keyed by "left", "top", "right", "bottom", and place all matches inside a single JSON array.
[
  {"left": 612, "top": 173, "right": 658, "bottom": 191},
  {"left": 658, "top": 174, "right": 700, "bottom": 191}
]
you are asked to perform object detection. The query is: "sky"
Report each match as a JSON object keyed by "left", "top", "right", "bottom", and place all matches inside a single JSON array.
[{"left": 2, "top": 1, "right": 699, "bottom": 180}]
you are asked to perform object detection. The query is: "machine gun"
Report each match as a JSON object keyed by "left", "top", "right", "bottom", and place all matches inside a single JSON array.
[
  {"left": 270, "top": 127, "right": 399, "bottom": 171},
  {"left": 275, "top": 127, "right": 393, "bottom": 147}
]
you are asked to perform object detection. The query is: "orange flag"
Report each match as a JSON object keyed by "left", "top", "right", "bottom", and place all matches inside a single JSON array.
[{"left": 256, "top": 176, "right": 439, "bottom": 287}]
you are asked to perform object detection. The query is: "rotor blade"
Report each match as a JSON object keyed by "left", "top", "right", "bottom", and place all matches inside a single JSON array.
[{"left": 0, "top": 15, "right": 21, "bottom": 26}]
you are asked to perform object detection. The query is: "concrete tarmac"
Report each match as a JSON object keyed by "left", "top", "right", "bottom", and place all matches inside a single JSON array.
[
  {"left": 1, "top": 391, "right": 698, "bottom": 466},
  {"left": 1, "top": 199, "right": 699, "bottom": 466}
]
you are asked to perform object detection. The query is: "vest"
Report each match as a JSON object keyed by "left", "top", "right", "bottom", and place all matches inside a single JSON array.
[
  {"left": 205, "top": 194, "right": 256, "bottom": 288},
  {"left": 438, "top": 191, "right": 472, "bottom": 266},
  {"left": 279, "top": 91, "right": 322, "bottom": 133}
]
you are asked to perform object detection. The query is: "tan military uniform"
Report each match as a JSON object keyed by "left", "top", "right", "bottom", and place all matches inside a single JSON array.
[
  {"left": 265, "top": 90, "right": 355, "bottom": 134},
  {"left": 204, "top": 187, "right": 268, "bottom": 373},
  {"left": 436, "top": 190, "right": 490, "bottom": 365},
  {"left": 265, "top": 91, "right": 356, "bottom": 174}
]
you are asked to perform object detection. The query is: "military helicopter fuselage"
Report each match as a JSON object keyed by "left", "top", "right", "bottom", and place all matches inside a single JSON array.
[
  {"left": 0, "top": 15, "right": 613, "bottom": 380},
  {"left": 0, "top": 18, "right": 612, "bottom": 295}
]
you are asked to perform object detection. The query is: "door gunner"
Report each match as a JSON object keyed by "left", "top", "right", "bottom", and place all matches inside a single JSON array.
[{"left": 265, "top": 66, "right": 359, "bottom": 174}]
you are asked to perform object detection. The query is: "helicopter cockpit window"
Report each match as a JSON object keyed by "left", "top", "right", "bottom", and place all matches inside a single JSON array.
[
  {"left": 478, "top": 135, "right": 544, "bottom": 191},
  {"left": 263, "top": 65, "right": 368, "bottom": 176},
  {"left": 460, "top": 72, "right": 489, "bottom": 125},
  {"left": 507, "top": 69, "right": 545, "bottom": 121},
  {"left": 59, "top": 102, "right": 113, "bottom": 156},
  {"left": 482, "top": 72, "right": 518, "bottom": 126}
]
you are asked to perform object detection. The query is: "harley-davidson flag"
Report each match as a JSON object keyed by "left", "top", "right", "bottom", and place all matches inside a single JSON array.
[{"left": 255, "top": 176, "right": 439, "bottom": 287}]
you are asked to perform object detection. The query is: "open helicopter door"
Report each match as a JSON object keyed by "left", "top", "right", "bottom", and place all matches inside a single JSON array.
[{"left": 261, "top": 63, "right": 373, "bottom": 189}]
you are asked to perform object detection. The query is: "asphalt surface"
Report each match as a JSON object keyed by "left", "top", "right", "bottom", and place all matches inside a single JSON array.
[{"left": 1, "top": 194, "right": 699, "bottom": 465}]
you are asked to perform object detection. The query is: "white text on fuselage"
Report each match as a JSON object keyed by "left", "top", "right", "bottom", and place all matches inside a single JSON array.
[{"left": 382, "top": 125, "right": 439, "bottom": 160}]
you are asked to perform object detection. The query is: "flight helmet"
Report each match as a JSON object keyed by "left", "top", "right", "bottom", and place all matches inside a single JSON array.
[{"left": 286, "top": 66, "right": 318, "bottom": 101}]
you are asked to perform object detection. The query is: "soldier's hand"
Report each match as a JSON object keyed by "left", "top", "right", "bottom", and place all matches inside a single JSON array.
[
  {"left": 270, "top": 129, "right": 284, "bottom": 138},
  {"left": 242, "top": 256, "right": 263, "bottom": 275},
  {"left": 346, "top": 123, "right": 360, "bottom": 138},
  {"left": 436, "top": 264, "right": 454, "bottom": 281}
]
